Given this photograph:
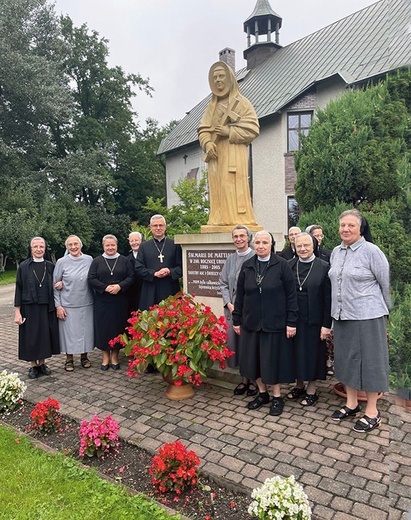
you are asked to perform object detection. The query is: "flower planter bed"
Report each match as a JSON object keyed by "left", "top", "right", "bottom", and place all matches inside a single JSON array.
[{"left": 1, "top": 400, "right": 252, "bottom": 519}]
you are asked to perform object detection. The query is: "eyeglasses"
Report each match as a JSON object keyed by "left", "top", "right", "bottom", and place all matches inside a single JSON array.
[
  {"left": 296, "top": 244, "right": 313, "bottom": 249},
  {"left": 312, "top": 234, "right": 324, "bottom": 239},
  {"left": 232, "top": 234, "right": 247, "bottom": 239}
]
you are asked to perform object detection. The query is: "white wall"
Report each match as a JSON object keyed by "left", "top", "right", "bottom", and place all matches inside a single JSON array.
[
  {"left": 165, "top": 145, "right": 204, "bottom": 207},
  {"left": 252, "top": 113, "right": 287, "bottom": 247}
]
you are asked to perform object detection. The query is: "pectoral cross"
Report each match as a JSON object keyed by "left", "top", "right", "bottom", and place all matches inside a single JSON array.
[{"left": 158, "top": 252, "right": 164, "bottom": 263}]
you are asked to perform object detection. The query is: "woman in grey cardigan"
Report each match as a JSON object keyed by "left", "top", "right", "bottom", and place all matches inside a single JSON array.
[
  {"left": 220, "top": 225, "right": 256, "bottom": 396},
  {"left": 54, "top": 235, "right": 94, "bottom": 371},
  {"left": 328, "top": 210, "right": 390, "bottom": 433}
]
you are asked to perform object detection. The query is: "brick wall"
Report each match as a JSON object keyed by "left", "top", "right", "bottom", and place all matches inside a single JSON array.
[{"left": 284, "top": 89, "right": 316, "bottom": 192}]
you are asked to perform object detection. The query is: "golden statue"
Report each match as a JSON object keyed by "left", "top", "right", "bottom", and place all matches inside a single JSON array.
[{"left": 198, "top": 61, "right": 261, "bottom": 232}]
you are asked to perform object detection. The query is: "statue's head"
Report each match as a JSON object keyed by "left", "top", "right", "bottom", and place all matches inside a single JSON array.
[{"left": 209, "top": 61, "right": 235, "bottom": 97}]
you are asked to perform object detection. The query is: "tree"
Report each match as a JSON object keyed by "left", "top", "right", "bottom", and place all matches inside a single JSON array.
[
  {"left": 0, "top": 2, "right": 162, "bottom": 264},
  {"left": 294, "top": 79, "right": 408, "bottom": 212},
  {"left": 113, "top": 118, "right": 168, "bottom": 222},
  {"left": 142, "top": 173, "right": 209, "bottom": 237},
  {"left": 296, "top": 198, "right": 411, "bottom": 289}
]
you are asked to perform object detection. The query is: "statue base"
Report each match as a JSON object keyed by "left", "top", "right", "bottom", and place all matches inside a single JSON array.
[{"left": 201, "top": 224, "right": 263, "bottom": 234}]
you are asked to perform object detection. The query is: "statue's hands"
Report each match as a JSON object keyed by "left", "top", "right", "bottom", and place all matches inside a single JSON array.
[
  {"left": 205, "top": 142, "right": 218, "bottom": 160},
  {"left": 215, "top": 125, "right": 229, "bottom": 138}
]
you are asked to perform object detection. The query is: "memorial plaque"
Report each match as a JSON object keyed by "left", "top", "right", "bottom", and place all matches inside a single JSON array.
[{"left": 186, "top": 249, "right": 234, "bottom": 297}]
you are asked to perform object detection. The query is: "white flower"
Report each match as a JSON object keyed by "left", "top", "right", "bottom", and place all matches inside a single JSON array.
[
  {"left": 248, "top": 475, "right": 312, "bottom": 520},
  {"left": 0, "top": 370, "right": 27, "bottom": 412}
]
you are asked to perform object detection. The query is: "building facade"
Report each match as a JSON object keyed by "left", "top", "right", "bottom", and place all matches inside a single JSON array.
[{"left": 158, "top": 0, "right": 411, "bottom": 247}]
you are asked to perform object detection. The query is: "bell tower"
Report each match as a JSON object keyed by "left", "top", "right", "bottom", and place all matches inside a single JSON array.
[{"left": 243, "top": 0, "right": 282, "bottom": 69}]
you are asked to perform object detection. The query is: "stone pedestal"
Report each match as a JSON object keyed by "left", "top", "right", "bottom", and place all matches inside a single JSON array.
[
  {"left": 174, "top": 233, "right": 235, "bottom": 318},
  {"left": 201, "top": 224, "right": 263, "bottom": 234}
]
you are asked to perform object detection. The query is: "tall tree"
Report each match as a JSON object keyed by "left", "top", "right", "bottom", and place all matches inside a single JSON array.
[{"left": 294, "top": 79, "right": 408, "bottom": 212}]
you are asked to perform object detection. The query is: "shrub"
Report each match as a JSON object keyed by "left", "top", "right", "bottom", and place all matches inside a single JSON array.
[
  {"left": 113, "top": 293, "right": 231, "bottom": 385},
  {"left": 389, "top": 284, "right": 411, "bottom": 392},
  {"left": 78, "top": 414, "right": 120, "bottom": 458},
  {"left": 30, "top": 398, "right": 61, "bottom": 432},
  {"left": 248, "top": 475, "right": 312, "bottom": 520},
  {"left": 149, "top": 440, "right": 200, "bottom": 495},
  {"left": 0, "top": 370, "right": 27, "bottom": 412}
]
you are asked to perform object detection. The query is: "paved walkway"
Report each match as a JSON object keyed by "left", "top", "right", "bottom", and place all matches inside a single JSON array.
[{"left": 1, "top": 284, "right": 410, "bottom": 519}]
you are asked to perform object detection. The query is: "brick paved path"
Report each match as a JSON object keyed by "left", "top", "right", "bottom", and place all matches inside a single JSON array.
[{"left": 1, "top": 284, "right": 410, "bottom": 519}]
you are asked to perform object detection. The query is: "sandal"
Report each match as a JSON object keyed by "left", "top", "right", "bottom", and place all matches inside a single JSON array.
[
  {"left": 64, "top": 360, "right": 74, "bottom": 372},
  {"left": 331, "top": 404, "right": 361, "bottom": 421},
  {"left": 353, "top": 413, "right": 381, "bottom": 433},
  {"left": 233, "top": 382, "right": 248, "bottom": 395},
  {"left": 326, "top": 365, "right": 334, "bottom": 376},
  {"left": 301, "top": 393, "right": 318, "bottom": 407},
  {"left": 287, "top": 386, "right": 306, "bottom": 400},
  {"left": 81, "top": 357, "right": 91, "bottom": 369}
]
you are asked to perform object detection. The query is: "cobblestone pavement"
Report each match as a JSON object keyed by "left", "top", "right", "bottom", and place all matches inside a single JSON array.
[{"left": 1, "top": 284, "right": 410, "bottom": 519}]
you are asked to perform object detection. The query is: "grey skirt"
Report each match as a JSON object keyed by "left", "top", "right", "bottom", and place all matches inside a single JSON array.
[{"left": 333, "top": 317, "right": 389, "bottom": 392}]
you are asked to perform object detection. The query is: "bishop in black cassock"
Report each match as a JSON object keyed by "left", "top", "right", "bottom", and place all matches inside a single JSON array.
[{"left": 135, "top": 215, "right": 182, "bottom": 310}]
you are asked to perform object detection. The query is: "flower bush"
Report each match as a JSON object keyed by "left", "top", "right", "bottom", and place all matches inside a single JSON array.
[
  {"left": 0, "top": 370, "right": 27, "bottom": 412},
  {"left": 30, "top": 398, "right": 61, "bottom": 432},
  {"left": 149, "top": 440, "right": 200, "bottom": 495},
  {"left": 111, "top": 293, "right": 232, "bottom": 385},
  {"left": 78, "top": 414, "right": 120, "bottom": 458},
  {"left": 248, "top": 475, "right": 312, "bottom": 520}
]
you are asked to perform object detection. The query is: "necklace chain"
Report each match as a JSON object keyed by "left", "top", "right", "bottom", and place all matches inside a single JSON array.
[
  {"left": 32, "top": 264, "right": 46, "bottom": 287},
  {"left": 296, "top": 260, "right": 314, "bottom": 291},
  {"left": 256, "top": 261, "right": 269, "bottom": 293},
  {"left": 104, "top": 257, "right": 119, "bottom": 276},
  {"left": 154, "top": 239, "right": 166, "bottom": 263}
]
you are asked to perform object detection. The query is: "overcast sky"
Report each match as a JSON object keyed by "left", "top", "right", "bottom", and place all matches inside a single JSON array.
[{"left": 53, "top": 0, "right": 378, "bottom": 127}]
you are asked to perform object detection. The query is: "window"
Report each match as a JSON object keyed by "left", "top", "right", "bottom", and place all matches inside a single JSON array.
[
  {"left": 287, "top": 196, "right": 300, "bottom": 229},
  {"left": 287, "top": 112, "right": 312, "bottom": 152}
]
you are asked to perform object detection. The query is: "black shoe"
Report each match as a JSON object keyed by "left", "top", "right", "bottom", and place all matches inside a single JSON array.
[
  {"left": 28, "top": 366, "right": 40, "bottom": 379},
  {"left": 247, "top": 392, "right": 270, "bottom": 410},
  {"left": 246, "top": 382, "right": 258, "bottom": 397},
  {"left": 233, "top": 382, "right": 248, "bottom": 395},
  {"left": 331, "top": 404, "right": 361, "bottom": 421},
  {"left": 269, "top": 396, "right": 284, "bottom": 416},
  {"left": 38, "top": 363, "right": 51, "bottom": 376},
  {"left": 100, "top": 364, "right": 110, "bottom": 371},
  {"left": 110, "top": 363, "right": 120, "bottom": 370}
]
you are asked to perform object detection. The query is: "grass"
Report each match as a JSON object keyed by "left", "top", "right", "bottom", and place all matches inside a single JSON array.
[
  {"left": 0, "top": 425, "right": 179, "bottom": 520},
  {"left": 0, "top": 269, "right": 17, "bottom": 285}
]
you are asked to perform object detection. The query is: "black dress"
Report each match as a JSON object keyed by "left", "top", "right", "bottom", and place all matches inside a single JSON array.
[
  {"left": 289, "top": 257, "right": 332, "bottom": 381},
  {"left": 233, "top": 255, "right": 298, "bottom": 385},
  {"left": 126, "top": 252, "right": 143, "bottom": 314},
  {"left": 135, "top": 238, "right": 182, "bottom": 310},
  {"left": 88, "top": 255, "right": 134, "bottom": 351},
  {"left": 15, "top": 259, "right": 60, "bottom": 361}
]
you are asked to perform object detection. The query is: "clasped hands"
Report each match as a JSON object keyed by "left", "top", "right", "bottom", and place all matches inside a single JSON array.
[
  {"left": 154, "top": 268, "right": 170, "bottom": 278},
  {"left": 105, "top": 284, "right": 121, "bottom": 295}
]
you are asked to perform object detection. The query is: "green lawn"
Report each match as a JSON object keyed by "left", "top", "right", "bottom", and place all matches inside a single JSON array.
[
  {"left": 0, "top": 425, "right": 179, "bottom": 520},
  {"left": 0, "top": 269, "right": 16, "bottom": 285}
]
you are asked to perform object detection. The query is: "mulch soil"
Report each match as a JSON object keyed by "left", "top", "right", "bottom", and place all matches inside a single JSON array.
[{"left": 1, "top": 400, "right": 252, "bottom": 520}]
